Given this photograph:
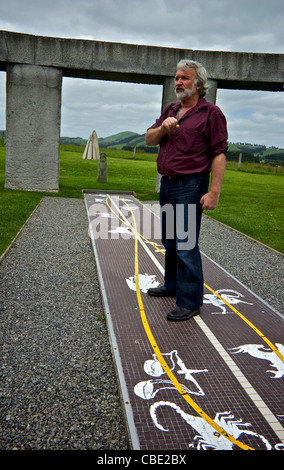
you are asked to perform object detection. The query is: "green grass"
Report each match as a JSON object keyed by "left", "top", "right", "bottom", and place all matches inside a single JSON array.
[
  {"left": 206, "top": 166, "right": 284, "bottom": 252},
  {"left": 58, "top": 145, "right": 158, "bottom": 199},
  {"left": 0, "top": 188, "right": 43, "bottom": 256},
  {"left": 226, "top": 160, "right": 284, "bottom": 175},
  {"left": 0, "top": 145, "right": 283, "bottom": 256}
]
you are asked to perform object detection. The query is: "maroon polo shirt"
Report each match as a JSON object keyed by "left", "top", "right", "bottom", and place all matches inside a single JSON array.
[{"left": 149, "top": 97, "right": 228, "bottom": 177}]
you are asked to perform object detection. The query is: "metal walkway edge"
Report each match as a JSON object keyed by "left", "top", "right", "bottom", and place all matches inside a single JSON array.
[{"left": 84, "top": 190, "right": 284, "bottom": 451}]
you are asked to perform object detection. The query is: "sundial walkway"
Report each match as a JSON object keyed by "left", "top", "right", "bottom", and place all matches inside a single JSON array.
[{"left": 84, "top": 190, "right": 284, "bottom": 451}]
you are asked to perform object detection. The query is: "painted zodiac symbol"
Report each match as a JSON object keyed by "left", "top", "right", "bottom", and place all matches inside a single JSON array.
[
  {"left": 229, "top": 343, "right": 284, "bottom": 378},
  {"left": 150, "top": 402, "right": 283, "bottom": 450},
  {"left": 203, "top": 289, "right": 253, "bottom": 314},
  {"left": 134, "top": 349, "right": 284, "bottom": 450},
  {"left": 134, "top": 350, "right": 208, "bottom": 399}
]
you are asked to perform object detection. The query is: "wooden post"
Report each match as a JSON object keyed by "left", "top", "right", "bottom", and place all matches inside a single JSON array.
[{"left": 238, "top": 152, "right": 242, "bottom": 169}]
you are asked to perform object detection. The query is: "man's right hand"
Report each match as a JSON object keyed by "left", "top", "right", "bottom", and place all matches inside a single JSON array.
[
  {"left": 145, "top": 117, "right": 179, "bottom": 146},
  {"left": 161, "top": 117, "right": 180, "bottom": 133}
]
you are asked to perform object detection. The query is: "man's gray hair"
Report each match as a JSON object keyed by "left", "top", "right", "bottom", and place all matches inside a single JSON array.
[{"left": 177, "top": 59, "right": 208, "bottom": 97}]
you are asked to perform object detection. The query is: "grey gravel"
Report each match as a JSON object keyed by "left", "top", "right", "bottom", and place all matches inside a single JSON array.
[
  {"left": 199, "top": 215, "right": 283, "bottom": 314},
  {"left": 147, "top": 201, "right": 283, "bottom": 314},
  {"left": 0, "top": 197, "right": 129, "bottom": 450},
  {"left": 0, "top": 197, "right": 283, "bottom": 451}
]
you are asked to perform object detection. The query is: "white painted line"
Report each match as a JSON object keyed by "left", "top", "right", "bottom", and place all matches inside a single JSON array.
[
  {"left": 84, "top": 196, "right": 141, "bottom": 450},
  {"left": 137, "top": 198, "right": 284, "bottom": 444},
  {"left": 88, "top": 193, "right": 284, "bottom": 446},
  {"left": 107, "top": 195, "right": 165, "bottom": 275},
  {"left": 194, "top": 315, "right": 284, "bottom": 443}
]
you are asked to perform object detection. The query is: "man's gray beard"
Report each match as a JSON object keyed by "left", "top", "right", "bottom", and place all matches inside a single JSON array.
[{"left": 175, "top": 84, "right": 196, "bottom": 100}]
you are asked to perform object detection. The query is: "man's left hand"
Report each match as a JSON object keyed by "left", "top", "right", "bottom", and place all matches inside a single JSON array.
[{"left": 200, "top": 191, "right": 220, "bottom": 211}]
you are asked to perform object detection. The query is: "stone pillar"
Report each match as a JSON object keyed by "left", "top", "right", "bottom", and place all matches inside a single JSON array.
[
  {"left": 97, "top": 152, "right": 107, "bottom": 182},
  {"left": 205, "top": 78, "right": 218, "bottom": 104},
  {"left": 155, "top": 77, "right": 176, "bottom": 191},
  {"left": 162, "top": 76, "right": 176, "bottom": 109},
  {"left": 5, "top": 64, "right": 62, "bottom": 192}
]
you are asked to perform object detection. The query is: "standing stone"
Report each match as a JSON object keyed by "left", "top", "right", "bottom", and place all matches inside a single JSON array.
[
  {"left": 5, "top": 64, "right": 62, "bottom": 192},
  {"left": 97, "top": 152, "right": 107, "bottom": 182},
  {"left": 82, "top": 130, "right": 100, "bottom": 159}
]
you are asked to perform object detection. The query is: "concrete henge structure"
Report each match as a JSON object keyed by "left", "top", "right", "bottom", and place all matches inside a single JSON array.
[{"left": 0, "top": 30, "right": 283, "bottom": 192}]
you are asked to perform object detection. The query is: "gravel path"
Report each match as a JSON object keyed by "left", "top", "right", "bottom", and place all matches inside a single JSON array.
[
  {"left": 0, "top": 196, "right": 283, "bottom": 450},
  {"left": 0, "top": 197, "right": 129, "bottom": 450},
  {"left": 199, "top": 215, "right": 283, "bottom": 314},
  {"left": 148, "top": 201, "right": 283, "bottom": 313}
]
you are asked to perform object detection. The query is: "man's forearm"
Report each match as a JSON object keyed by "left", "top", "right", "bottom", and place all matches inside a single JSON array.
[
  {"left": 200, "top": 153, "right": 226, "bottom": 210},
  {"left": 145, "top": 127, "right": 165, "bottom": 146},
  {"left": 210, "top": 152, "right": 226, "bottom": 195},
  {"left": 145, "top": 117, "right": 179, "bottom": 146}
]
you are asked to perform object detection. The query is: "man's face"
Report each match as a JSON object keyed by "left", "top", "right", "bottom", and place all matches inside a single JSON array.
[{"left": 174, "top": 68, "right": 200, "bottom": 100}]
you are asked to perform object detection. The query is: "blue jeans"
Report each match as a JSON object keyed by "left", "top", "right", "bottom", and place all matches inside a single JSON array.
[{"left": 159, "top": 174, "right": 209, "bottom": 310}]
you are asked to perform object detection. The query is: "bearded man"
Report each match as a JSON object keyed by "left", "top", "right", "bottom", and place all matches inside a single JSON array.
[{"left": 146, "top": 59, "right": 228, "bottom": 321}]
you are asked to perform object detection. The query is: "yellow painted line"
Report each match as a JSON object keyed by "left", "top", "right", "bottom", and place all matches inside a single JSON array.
[
  {"left": 104, "top": 195, "right": 283, "bottom": 449},
  {"left": 204, "top": 283, "right": 284, "bottom": 364},
  {"left": 121, "top": 199, "right": 254, "bottom": 450},
  {"left": 106, "top": 196, "right": 284, "bottom": 365},
  {"left": 105, "top": 196, "right": 165, "bottom": 254}
]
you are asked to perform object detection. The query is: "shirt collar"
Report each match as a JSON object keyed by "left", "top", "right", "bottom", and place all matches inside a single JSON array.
[{"left": 171, "top": 96, "right": 208, "bottom": 117}]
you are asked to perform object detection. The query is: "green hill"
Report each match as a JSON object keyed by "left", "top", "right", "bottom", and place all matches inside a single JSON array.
[
  {"left": 60, "top": 136, "right": 87, "bottom": 146},
  {"left": 98, "top": 131, "right": 284, "bottom": 153},
  {"left": 97, "top": 132, "right": 284, "bottom": 164},
  {"left": 1, "top": 129, "right": 283, "bottom": 164},
  {"left": 98, "top": 131, "right": 146, "bottom": 149}
]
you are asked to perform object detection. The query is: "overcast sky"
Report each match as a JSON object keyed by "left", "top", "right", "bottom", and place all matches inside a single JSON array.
[{"left": 0, "top": 0, "right": 284, "bottom": 147}]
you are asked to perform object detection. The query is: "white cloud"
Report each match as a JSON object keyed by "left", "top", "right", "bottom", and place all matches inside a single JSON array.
[
  {"left": 1, "top": 0, "right": 284, "bottom": 52},
  {"left": 60, "top": 78, "right": 163, "bottom": 138},
  {"left": 0, "top": 0, "right": 283, "bottom": 147},
  {"left": 217, "top": 89, "right": 284, "bottom": 147}
]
